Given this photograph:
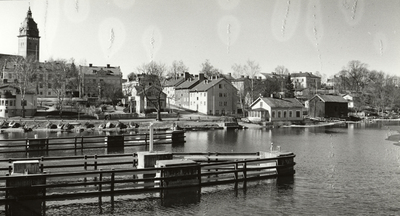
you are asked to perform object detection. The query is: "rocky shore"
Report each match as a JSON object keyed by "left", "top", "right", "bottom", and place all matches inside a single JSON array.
[{"left": 0, "top": 118, "right": 252, "bottom": 133}]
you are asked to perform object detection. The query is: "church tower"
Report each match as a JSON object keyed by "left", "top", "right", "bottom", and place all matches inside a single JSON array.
[{"left": 18, "top": 7, "right": 40, "bottom": 61}]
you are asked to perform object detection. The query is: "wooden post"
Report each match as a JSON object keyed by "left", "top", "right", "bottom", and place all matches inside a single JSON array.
[
  {"left": 94, "top": 155, "right": 98, "bottom": 170},
  {"left": 98, "top": 168, "right": 103, "bottom": 214},
  {"left": 234, "top": 162, "right": 238, "bottom": 189},
  {"left": 8, "top": 159, "right": 12, "bottom": 175},
  {"left": 144, "top": 134, "right": 148, "bottom": 151},
  {"left": 74, "top": 137, "right": 77, "bottom": 153},
  {"left": 40, "top": 157, "right": 44, "bottom": 173},
  {"left": 46, "top": 138, "right": 49, "bottom": 155},
  {"left": 111, "top": 169, "right": 115, "bottom": 211},
  {"left": 81, "top": 137, "right": 84, "bottom": 153}
]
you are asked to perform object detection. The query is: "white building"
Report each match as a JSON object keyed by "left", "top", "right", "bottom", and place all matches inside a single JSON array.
[
  {"left": 248, "top": 96, "right": 304, "bottom": 122},
  {"left": 189, "top": 78, "right": 237, "bottom": 115},
  {"left": 0, "top": 85, "right": 37, "bottom": 118}
]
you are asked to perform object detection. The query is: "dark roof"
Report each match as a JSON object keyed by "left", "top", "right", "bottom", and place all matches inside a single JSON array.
[
  {"left": 19, "top": 7, "right": 40, "bottom": 37},
  {"left": 251, "top": 97, "right": 304, "bottom": 109},
  {"left": 164, "top": 77, "right": 186, "bottom": 87},
  {"left": 311, "top": 94, "right": 348, "bottom": 103},
  {"left": 176, "top": 78, "right": 203, "bottom": 89},
  {"left": 291, "top": 72, "right": 320, "bottom": 78},
  {"left": 189, "top": 78, "right": 236, "bottom": 92}
]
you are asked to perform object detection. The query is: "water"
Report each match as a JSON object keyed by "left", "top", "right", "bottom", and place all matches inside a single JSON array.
[{"left": 3, "top": 121, "right": 400, "bottom": 215}]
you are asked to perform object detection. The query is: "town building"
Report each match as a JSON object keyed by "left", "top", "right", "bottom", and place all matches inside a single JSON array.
[
  {"left": 189, "top": 77, "right": 237, "bottom": 115},
  {"left": 308, "top": 94, "right": 348, "bottom": 119},
  {"left": 163, "top": 72, "right": 190, "bottom": 107},
  {"left": 80, "top": 64, "right": 123, "bottom": 99},
  {"left": 132, "top": 85, "right": 167, "bottom": 114},
  {"left": 291, "top": 72, "right": 321, "bottom": 89},
  {"left": 175, "top": 74, "right": 205, "bottom": 109},
  {"left": 341, "top": 94, "right": 354, "bottom": 109},
  {"left": 248, "top": 96, "right": 304, "bottom": 123},
  {"left": 0, "top": 85, "right": 37, "bottom": 118}
]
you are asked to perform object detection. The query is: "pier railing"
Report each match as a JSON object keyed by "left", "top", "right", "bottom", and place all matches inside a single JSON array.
[
  {"left": 0, "top": 152, "right": 295, "bottom": 214},
  {"left": 0, "top": 130, "right": 185, "bottom": 156}
]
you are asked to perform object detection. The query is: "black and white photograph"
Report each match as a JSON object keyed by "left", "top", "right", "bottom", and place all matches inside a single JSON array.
[{"left": 0, "top": 0, "right": 399, "bottom": 215}]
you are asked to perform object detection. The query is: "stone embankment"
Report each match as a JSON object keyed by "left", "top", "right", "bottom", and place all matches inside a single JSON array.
[{"left": 0, "top": 119, "right": 252, "bottom": 133}]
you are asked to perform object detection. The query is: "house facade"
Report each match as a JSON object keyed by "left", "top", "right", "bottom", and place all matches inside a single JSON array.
[
  {"left": 175, "top": 74, "right": 205, "bottom": 109},
  {"left": 80, "top": 64, "right": 122, "bottom": 98},
  {"left": 189, "top": 78, "right": 237, "bottom": 115},
  {"left": 308, "top": 94, "right": 348, "bottom": 118},
  {"left": 248, "top": 96, "right": 304, "bottom": 122},
  {"left": 0, "top": 85, "right": 37, "bottom": 118},
  {"left": 291, "top": 72, "right": 321, "bottom": 90},
  {"left": 133, "top": 86, "right": 167, "bottom": 114},
  {"left": 163, "top": 72, "right": 190, "bottom": 106}
]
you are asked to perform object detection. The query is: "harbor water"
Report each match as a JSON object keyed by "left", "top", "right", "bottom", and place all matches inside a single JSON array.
[{"left": 1, "top": 121, "right": 400, "bottom": 215}]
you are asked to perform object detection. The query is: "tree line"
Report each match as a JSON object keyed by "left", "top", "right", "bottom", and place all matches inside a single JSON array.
[{"left": 332, "top": 60, "right": 400, "bottom": 113}]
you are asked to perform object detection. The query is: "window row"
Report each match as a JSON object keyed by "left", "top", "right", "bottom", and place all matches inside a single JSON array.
[{"left": 271, "top": 110, "right": 301, "bottom": 118}]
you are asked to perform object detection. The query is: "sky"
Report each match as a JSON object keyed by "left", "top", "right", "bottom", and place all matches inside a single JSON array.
[{"left": 0, "top": 0, "right": 399, "bottom": 81}]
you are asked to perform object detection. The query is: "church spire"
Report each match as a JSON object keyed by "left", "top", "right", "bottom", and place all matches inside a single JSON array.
[{"left": 18, "top": 7, "right": 40, "bottom": 61}]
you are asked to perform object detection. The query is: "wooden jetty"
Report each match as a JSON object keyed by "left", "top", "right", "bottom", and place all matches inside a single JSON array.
[{"left": 0, "top": 128, "right": 295, "bottom": 215}]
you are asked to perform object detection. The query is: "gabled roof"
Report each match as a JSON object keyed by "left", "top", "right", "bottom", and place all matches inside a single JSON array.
[
  {"left": 176, "top": 78, "right": 203, "bottom": 90},
  {"left": 134, "top": 85, "right": 166, "bottom": 96},
  {"left": 291, "top": 72, "right": 320, "bottom": 78},
  {"left": 251, "top": 97, "right": 304, "bottom": 109},
  {"left": 310, "top": 94, "right": 348, "bottom": 103},
  {"left": 164, "top": 77, "right": 186, "bottom": 87},
  {"left": 189, "top": 78, "right": 237, "bottom": 92}
]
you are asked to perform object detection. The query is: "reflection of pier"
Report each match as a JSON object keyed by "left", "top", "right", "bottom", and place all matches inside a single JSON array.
[{"left": 0, "top": 151, "right": 295, "bottom": 215}]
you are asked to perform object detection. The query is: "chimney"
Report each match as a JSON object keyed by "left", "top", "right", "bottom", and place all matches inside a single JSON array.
[
  {"left": 89, "top": 63, "right": 93, "bottom": 67},
  {"left": 199, "top": 73, "right": 205, "bottom": 81},
  {"left": 107, "top": 64, "right": 110, "bottom": 68},
  {"left": 184, "top": 72, "right": 190, "bottom": 79},
  {"left": 246, "top": 76, "right": 249, "bottom": 79},
  {"left": 195, "top": 75, "right": 199, "bottom": 79},
  {"left": 228, "top": 73, "right": 232, "bottom": 77}
]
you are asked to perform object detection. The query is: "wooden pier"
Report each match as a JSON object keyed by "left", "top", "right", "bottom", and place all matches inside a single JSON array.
[{"left": 0, "top": 151, "right": 295, "bottom": 215}]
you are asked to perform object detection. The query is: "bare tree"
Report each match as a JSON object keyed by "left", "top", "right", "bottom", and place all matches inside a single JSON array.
[
  {"left": 47, "top": 59, "right": 69, "bottom": 117},
  {"left": 200, "top": 59, "right": 222, "bottom": 78},
  {"left": 136, "top": 61, "right": 167, "bottom": 121},
  {"left": 344, "top": 60, "right": 369, "bottom": 92},
  {"left": 168, "top": 60, "right": 189, "bottom": 78},
  {"left": 12, "top": 55, "right": 38, "bottom": 118},
  {"left": 274, "top": 65, "right": 289, "bottom": 75}
]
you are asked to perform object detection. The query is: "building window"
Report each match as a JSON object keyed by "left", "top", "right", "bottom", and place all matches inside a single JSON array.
[
  {"left": 296, "top": 111, "right": 301, "bottom": 117},
  {"left": 224, "top": 101, "right": 227, "bottom": 106},
  {"left": 283, "top": 111, "right": 287, "bottom": 118},
  {"left": 48, "top": 92, "right": 51, "bottom": 95},
  {"left": 289, "top": 111, "right": 293, "bottom": 117},
  {"left": 10, "top": 101, "right": 13, "bottom": 106},
  {"left": 272, "top": 111, "right": 275, "bottom": 118},
  {"left": 278, "top": 111, "right": 281, "bottom": 118},
  {"left": 219, "top": 93, "right": 222, "bottom": 97},
  {"left": 219, "top": 84, "right": 222, "bottom": 89}
]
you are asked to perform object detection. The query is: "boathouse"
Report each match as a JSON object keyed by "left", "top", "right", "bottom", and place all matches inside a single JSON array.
[
  {"left": 308, "top": 94, "right": 348, "bottom": 119},
  {"left": 248, "top": 96, "right": 304, "bottom": 123}
]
